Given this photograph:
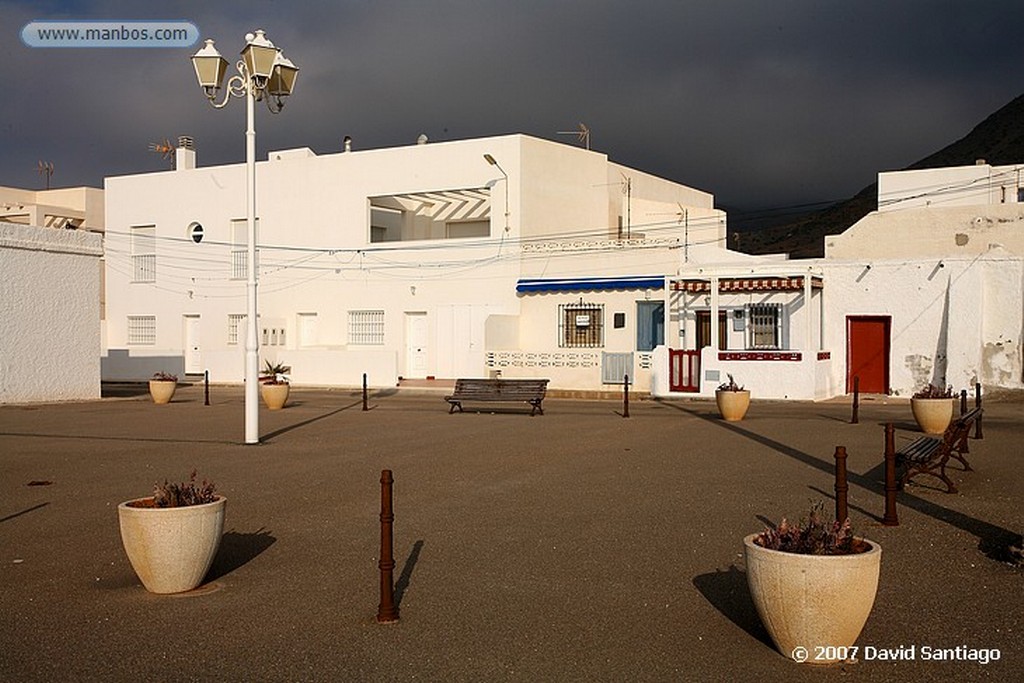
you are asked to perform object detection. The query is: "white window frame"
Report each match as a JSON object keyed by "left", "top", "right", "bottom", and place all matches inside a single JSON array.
[
  {"left": 127, "top": 315, "right": 156, "bottom": 345},
  {"left": 348, "top": 310, "right": 385, "bottom": 345},
  {"left": 131, "top": 225, "right": 156, "bottom": 283},
  {"left": 746, "top": 303, "right": 783, "bottom": 350},
  {"left": 227, "top": 314, "right": 246, "bottom": 346}
]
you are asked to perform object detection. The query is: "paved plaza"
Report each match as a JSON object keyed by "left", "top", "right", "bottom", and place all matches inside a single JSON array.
[{"left": 1, "top": 385, "right": 1021, "bottom": 681}]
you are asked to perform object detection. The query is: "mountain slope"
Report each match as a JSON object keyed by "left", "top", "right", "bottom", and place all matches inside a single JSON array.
[{"left": 732, "top": 93, "right": 1024, "bottom": 258}]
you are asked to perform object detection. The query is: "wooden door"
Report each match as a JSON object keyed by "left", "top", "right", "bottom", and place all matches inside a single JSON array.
[{"left": 846, "top": 316, "right": 890, "bottom": 394}]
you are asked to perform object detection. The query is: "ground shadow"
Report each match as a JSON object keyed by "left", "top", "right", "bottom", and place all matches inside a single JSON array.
[
  {"left": 692, "top": 565, "right": 773, "bottom": 651},
  {"left": 261, "top": 401, "right": 365, "bottom": 441},
  {"left": 0, "top": 502, "right": 49, "bottom": 524},
  {"left": 394, "top": 539, "right": 425, "bottom": 607},
  {"left": 206, "top": 528, "right": 277, "bottom": 581},
  {"left": 661, "top": 401, "right": 1023, "bottom": 563}
]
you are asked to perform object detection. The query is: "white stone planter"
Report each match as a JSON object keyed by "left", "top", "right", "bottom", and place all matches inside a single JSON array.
[
  {"left": 715, "top": 389, "right": 750, "bottom": 421},
  {"left": 744, "top": 534, "right": 881, "bottom": 664},
  {"left": 118, "top": 496, "right": 226, "bottom": 594},
  {"left": 910, "top": 397, "right": 954, "bottom": 434},
  {"left": 148, "top": 380, "right": 177, "bottom": 404},
  {"left": 261, "top": 383, "right": 290, "bottom": 410}
]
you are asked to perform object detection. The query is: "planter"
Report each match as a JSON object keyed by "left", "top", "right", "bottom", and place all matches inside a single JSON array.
[
  {"left": 148, "top": 380, "right": 177, "bottom": 404},
  {"left": 716, "top": 389, "right": 751, "bottom": 421},
  {"left": 118, "top": 496, "right": 226, "bottom": 594},
  {"left": 744, "top": 534, "right": 881, "bottom": 664},
  {"left": 261, "top": 382, "right": 290, "bottom": 410},
  {"left": 910, "top": 397, "right": 954, "bottom": 434}
]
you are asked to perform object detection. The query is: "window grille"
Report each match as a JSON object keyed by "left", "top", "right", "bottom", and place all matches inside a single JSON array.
[
  {"left": 348, "top": 310, "right": 385, "bottom": 345},
  {"left": 227, "top": 314, "right": 246, "bottom": 345},
  {"left": 127, "top": 315, "right": 156, "bottom": 345},
  {"left": 131, "top": 226, "right": 156, "bottom": 282},
  {"left": 230, "top": 219, "right": 258, "bottom": 279},
  {"left": 746, "top": 303, "right": 782, "bottom": 349},
  {"left": 559, "top": 302, "right": 604, "bottom": 348}
]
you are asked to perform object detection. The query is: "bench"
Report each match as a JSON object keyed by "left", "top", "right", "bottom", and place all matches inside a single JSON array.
[
  {"left": 896, "top": 407, "right": 984, "bottom": 493},
  {"left": 445, "top": 378, "right": 549, "bottom": 416}
]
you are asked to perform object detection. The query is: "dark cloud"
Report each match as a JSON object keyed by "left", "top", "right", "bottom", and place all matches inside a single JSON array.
[{"left": 3, "top": 0, "right": 1024, "bottom": 209}]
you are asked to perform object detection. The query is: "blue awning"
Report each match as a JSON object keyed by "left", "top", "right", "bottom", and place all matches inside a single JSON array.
[{"left": 516, "top": 275, "right": 665, "bottom": 293}]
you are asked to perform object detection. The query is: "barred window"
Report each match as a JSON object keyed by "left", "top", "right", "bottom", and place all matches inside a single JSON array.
[
  {"left": 127, "top": 315, "right": 156, "bottom": 345},
  {"left": 131, "top": 225, "right": 156, "bottom": 282},
  {"left": 559, "top": 302, "right": 604, "bottom": 348},
  {"left": 349, "top": 310, "right": 385, "bottom": 345},
  {"left": 746, "top": 303, "right": 782, "bottom": 349},
  {"left": 227, "top": 314, "right": 246, "bottom": 345},
  {"left": 230, "top": 219, "right": 259, "bottom": 280}
]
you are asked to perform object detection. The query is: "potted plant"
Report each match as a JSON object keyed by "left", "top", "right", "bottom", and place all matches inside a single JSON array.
[
  {"left": 715, "top": 374, "right": 750, "bottom": 421},
  {"left": 910, "top": 383, "right": 954, "bottom": 434},
  {"left": 259, "top": 359, "right": 291, "bottom": 410},
  {"left": 117, "top": 471, "right": 226, "bottom": 594},
  {"left": 148, "top": 371, "right": 178, "bottom": 404},
  {"left": 744, "top": 503, "right": 881, "bottom": 664}
]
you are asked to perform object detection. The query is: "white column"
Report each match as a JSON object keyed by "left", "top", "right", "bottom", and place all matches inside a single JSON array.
[
  {"left": 710, "top": 276, "right": 720, "bottom": 351},
  {"left": 244, "top": 75, "right": 260, "bottom": 445},
  {"left": 804, "top": 273, "right": 814, "bottom": 354}
]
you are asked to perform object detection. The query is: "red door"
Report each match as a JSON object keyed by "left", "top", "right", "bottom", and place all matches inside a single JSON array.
[{"left": 846, "top": 316, "right": 890, "bottom": 394}]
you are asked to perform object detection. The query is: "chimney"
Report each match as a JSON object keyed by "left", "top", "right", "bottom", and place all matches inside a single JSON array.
[
  {"left": 417, "top": 133, "right": 428, "bottom": 145},
  {"left": 975, "top": 158, "right": 987, "bottom": 166},
  {"left": 344, "top": 135, "right": 352, "bottom": 153},
  {"left": 176, "top": 136, "right": 196, "bottom": 170}
]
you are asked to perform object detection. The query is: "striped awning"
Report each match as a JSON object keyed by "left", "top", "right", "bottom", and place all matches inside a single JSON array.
[
  {"left": 671, "top": 276, "right": 823, "bottom": 293},
  {"left": 516, "top": 275, "right": 665, "bottom": 293}
]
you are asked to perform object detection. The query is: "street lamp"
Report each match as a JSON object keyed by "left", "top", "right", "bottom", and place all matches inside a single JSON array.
[
  {"left": 192, "top": 30, "right": 298, "bottom": 445},
  {"left": 483, "top": 154, "right": 510, "bottom": 232}
]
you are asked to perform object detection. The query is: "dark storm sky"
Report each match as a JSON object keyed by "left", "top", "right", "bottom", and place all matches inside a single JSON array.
[{"left": 4, "top": 0, "right": 1024, "bottom": 210}]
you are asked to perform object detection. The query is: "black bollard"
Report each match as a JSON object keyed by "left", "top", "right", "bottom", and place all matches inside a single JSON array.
[
  {"left": 377, "top": 470, "right": 399, "bottom": 623},
  {"left": 833, "top": 446, "right": 849, "bottom": 524},
  {"left": 363, "top": 373, "right": 369, "bottom": 412},
  {"left": 623, "top": 374, "right": 630, "bottom": 418},
  {"left": 975, "top": 383, "right": 984, "bottom": 439},
  {"left": 883, "top": 423, "right": 899, "bottom": 526},
  {"left": 851, "top": 376, "right": 860, "bottom": 424},
  {"left": 204, "top": 370, "right": 210, "bottom": 406},
  {"left": 960, "top": 389, "right": 967, "bottom": 416}
]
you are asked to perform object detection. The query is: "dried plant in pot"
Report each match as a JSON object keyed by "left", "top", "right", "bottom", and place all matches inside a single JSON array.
[
  {"left": 715, "top": 374, "right": 750, "bottom": 421},
  {"left": 743, "top": 503, "right": 881, "bottom": 664},
  {"left": 910, "top": 383, "right": 954, "bottom": 434},
  {"left": 148, "top": 371, "right": 178, "bottom": 404},
  {"left": 259, "top": 359, "right": 291, "bottom": 410},
  {"left": 117, "top": 471, "right": 226, "bottom": 594}
]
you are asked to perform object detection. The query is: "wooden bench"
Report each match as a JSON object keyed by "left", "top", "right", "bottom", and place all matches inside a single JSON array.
[
  {"left": 445, "top": 378, "right": 549, "bottom": 416},
  {"left": 896, "top": 407, "right": 984, "bottom": 493}
]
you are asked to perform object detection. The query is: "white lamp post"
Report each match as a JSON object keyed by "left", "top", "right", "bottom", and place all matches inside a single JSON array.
[{"left": 192, "top": 30, "right": 298, "bottom": 444}]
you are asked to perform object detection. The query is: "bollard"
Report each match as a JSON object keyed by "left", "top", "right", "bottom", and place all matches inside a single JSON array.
[
  {"left": 975, "top": 383, "right": 984, "bottom": 439},
  {"left": 833, "top": 446, "right": 849, "bottom": 524},
  {"left": 376, "top": 469, "right": 399, "bottom": 623},
  {"left": 883, "top": 423, "right": 899, "bottom": 526},
  {"left": 960, "top": 389, "right": 967, "bottom": 416},
  {"left": 363, "top": 373, "right": 369, "bottom": 412},
  {"left": 623, "top": 374, "right": 630, "bottom": 418},
  {"left": 204, "top": 370, "right": 210, "bottom": 406},
  {"left": 851, "top": 376, "right": 860, "bottom": 424}
]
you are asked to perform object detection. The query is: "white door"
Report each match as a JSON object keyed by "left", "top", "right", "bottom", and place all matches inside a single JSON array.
[
  {"left": 405, "top": 312, "right": 428, "bottom": 378},
  {"left": 184, "top": 315, "right": 202, "bottom": 374}
]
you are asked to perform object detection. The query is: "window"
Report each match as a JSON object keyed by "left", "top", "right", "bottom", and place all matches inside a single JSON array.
[
  {"left": 349, "top": 310, "right": 384, "bottom": 345},
  {"left": 131, "top": 225, "right": 156, "bottom": 282},
  {"left": 559, "top": 302, "right": 604, "bottom": 348},
  {"left": 746, "top": 303, "right": 782, "bottom": 349},
  {"left": 227, "top": 314, "right": 246, "bottom": 345},
  {"left": 230, "top": 219, "right": 258, "bottom": 279},
  {"left": 188, "top": 222, "right": 204, "bottom": 243},
  {"left": 127, "top": 315, "right": 156, "bottom": 345},
  {"left": 636, "top": 301, "right": 664, "bottom": 351}
]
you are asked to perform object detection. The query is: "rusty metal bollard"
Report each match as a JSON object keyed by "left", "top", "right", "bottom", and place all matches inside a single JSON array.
[
  {"left": 377, "top": 469, "right": 399, "bottom": 623},
  {"left": 883, "top": 423, "right": 899, "bottom": 526},
  {"left": 204, "top": 370, "right": 210, "bottom": 406},
  {"left": 960, "top": 389, "right": 967, "bottom": 415},
  {"left": 623, "top": 374, "right": 630, "bottom": 418},
  {"left": 851, "top": 376, "right": 860, "bottom": 424},
  {"left": 975, "top": 383, "right": 984, "bottom": 439},
  {"left": 834, "top": 446, "right": 849, "bottom": 524},
  {"left": 363, "top": 373, "right": 369, "bottom": 412}
]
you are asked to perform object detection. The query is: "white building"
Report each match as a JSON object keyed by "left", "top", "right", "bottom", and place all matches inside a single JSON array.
[
  {"left": 1, "top": 221, "right": 103, "bottom": 403},
  {"left": 101, "top": 135, "right": 1023, "bottom": 400},
  {"left": 102, "top": 134, "right": 752, "bottom": 391}
]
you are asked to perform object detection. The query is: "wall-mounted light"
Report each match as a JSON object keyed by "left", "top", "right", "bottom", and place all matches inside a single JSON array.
[{"left": 483, "top": 153, "right": 510, "bottom": 232}]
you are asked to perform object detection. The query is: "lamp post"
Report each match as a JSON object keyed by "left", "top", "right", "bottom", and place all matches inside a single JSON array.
[
  {"left": 192, "top": 30, "right": 298, "bottom": 444},
  {"left": 483, "top": 154, "right": 510, "bottom": 232}
]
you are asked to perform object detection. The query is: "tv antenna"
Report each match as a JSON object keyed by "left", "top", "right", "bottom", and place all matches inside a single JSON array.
[
  {"left": 557, "top": 122, "right": 591, "bottom": 150},
  {"left": 148, "top": 138, "right": 175, "bottom": 169},
  {"left": 36, "top": 160, "right": 54, "bottom": 190}
]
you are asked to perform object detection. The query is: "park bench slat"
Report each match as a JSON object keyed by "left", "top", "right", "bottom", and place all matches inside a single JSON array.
[
  {"left": 896, "top": 406, "right": 983, "bottom": 493},
  {"left": 445, "top": 378, "right": 549, "bottom": 416}
]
